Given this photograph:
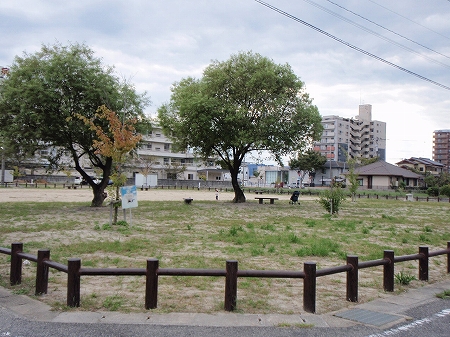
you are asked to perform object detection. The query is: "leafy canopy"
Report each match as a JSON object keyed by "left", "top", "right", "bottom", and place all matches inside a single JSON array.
[
  {"left": 0, "top": 42, "right": 150, "bottom": 206},
  {"left": 158, "top": 51, "right": 323, "bottom": 202}
]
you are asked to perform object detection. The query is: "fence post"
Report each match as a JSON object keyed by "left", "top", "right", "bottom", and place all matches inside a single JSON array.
[
  {"left": 303, "top": 262, "right": 316, "bottom": 313},
  {"left": 35, "top": 249, "right": 50, "bottom": 295},
  {"left": 224, "top": 260, "right": 238, "bottom": 311},
  {"left": 67, "top": 258, "right": 81, "bottom": 307},
  {"left": 10, "top": 243, "right": 23, "bottom": 286},
  {"left": 145, "top": 259, "right": 159, "bottom": 309},
  {"left": 346, "top": 255, "right": 358, "bottom": 302},
  {"left": 447, "top": 242, "right": 450, "bottom": 274},
  {"left": 383, "top": 250, "right": 394, "bottom": 292},
  {"left": 419, "top": 246, "right": 429, "bottom": 281}
]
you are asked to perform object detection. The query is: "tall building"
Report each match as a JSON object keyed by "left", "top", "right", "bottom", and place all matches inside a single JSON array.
[
  {"left": 314, "top": 104, "right": 386, "bottom": 163},
  {"left": 433, "top": 130, "right": 450, "bottom": 172}
]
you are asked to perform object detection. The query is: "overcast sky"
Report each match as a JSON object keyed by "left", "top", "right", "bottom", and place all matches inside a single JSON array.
[{"left": 1, "top": 0, "right": 449, "bottom": 164}]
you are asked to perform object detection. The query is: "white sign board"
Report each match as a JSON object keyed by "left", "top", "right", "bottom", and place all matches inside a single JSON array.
[{"left": 121, "top": 185, "right": 138, "bottom": 209}]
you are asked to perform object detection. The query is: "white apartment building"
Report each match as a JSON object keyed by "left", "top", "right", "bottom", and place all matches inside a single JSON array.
[
  {"left": 314, "top": 104, "right": 386, "bottom": 163},
  {"left": 135, "top": 125, "right": 227, "bottom": 182}
]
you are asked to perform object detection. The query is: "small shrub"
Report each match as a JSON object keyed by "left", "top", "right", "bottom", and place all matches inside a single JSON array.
[
  {"left": 427, "top": 187, "right": 439, "bottom": 197},
  {"left": 318, "top": 186, "right": 346, "bottom": 215},
  {"left": 439, "top": 185, "right": 450, "bottom": 197},
  {"left": 394, "top": 271, "right": 416, "bottom": 285}
]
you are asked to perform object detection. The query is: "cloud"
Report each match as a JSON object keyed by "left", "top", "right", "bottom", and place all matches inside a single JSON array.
[{"left": 0, "top": 0, "right": 449, "bottom": 164}]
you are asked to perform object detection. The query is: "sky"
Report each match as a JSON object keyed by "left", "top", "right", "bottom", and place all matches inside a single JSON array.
[{"left": 1, "top": 0, "right": 449, "bottom": 165}]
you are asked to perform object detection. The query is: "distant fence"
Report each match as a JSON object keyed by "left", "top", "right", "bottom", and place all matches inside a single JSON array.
[{"left": 1, "top": 242, "right": 449, "bottom": 313}]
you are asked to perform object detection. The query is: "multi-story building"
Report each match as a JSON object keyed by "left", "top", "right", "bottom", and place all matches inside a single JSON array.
[
  {"left": 433, "top": 130, "right": 450, "bottom": 172},
  {"left": 135, "top": 125, "right": 227, "bottom": 182},
  {"left": 314, "top": 104, "right": 386, "bottom": 163}
]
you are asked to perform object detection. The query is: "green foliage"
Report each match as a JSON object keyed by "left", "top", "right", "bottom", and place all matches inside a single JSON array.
[
  {"left": 158, "top": 51, "right": 323, "bottom": 202},
  {"left": 0, "top": 42, "right": 150, "bottom": 206},
  {"left": 346, "top": 158, "right": 359, "bottom": 201},
  {"left": 318, "top": 185, "right": 346, "bottom": 215},
  {"left": 102, "top": 295, "right": 124, "bottom": 311},
  {"left": 394, "top": 271, "right": 416, "bottom": 285},
  {"left": 427, "top": 187, "right": 439, "bottom": 197},
  {"left": 439, "top": 185, "right": 450, "bottom": 197},
  {"left": 288, "top": 150, "right": 327, "bottom": 172},
  {"left": 436, "top": 289, "right": 450, "bottom": 299},
  {"left": 295, "top": 238, "right": 340, "bottom": 257}
]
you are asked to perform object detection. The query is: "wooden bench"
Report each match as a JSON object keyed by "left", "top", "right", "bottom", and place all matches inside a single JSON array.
[
  {"left": 255, "top": 197, "right": 279, "bottom": 204},
  {"left": 183, "top": 198, "right": 193, "bottom": 204}
]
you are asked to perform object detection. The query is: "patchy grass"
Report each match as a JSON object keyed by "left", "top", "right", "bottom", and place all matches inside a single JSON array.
[{"left": 1, "top": 195, "right": 450, "bottom": 314}]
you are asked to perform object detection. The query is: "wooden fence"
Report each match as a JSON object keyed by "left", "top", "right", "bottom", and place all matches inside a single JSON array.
[{"left": 1, "top": 242, "right": 450, "bottom": 313}]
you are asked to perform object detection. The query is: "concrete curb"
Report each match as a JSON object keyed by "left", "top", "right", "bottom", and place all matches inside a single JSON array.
[{"left": 1, "top": 279, "right": 450, "bottom": 328}]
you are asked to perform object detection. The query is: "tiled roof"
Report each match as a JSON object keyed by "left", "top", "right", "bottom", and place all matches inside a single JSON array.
[
  {"left": 354, "top": 161, "right": 421, "bottom": 178},
  {"left": 396, "top": 157, "right": 444, "bottom": 167}
]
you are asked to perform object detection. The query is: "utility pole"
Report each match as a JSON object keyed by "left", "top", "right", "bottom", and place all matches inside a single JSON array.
[{"left": 0, "top": 67, "right": 9, "bottom": 186}]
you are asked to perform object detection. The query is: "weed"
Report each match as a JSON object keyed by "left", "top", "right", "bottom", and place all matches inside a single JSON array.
[
  {"left": 260, "top": 224, "right": 276, "bottom": 231},
  {"left": 394, "top": 271, "right": 416, "bottom": 285},
  {"left": 436, "top": 289, "right": 450, "bottom": 299},
  {"left": 103, "top": 295, "right": 124, "bottom": 311}
]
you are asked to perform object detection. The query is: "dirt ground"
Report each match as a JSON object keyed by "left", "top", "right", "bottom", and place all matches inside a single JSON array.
[{"left": 0, "top": 186, "right": 310, "bottom": 203}]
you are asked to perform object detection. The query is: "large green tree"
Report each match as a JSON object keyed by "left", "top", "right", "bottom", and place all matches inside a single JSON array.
[
  {"left": 158, "top": 51, "right": 323, "bottom": 202},
  {"left": 288, "top": 149, "right": 327, "bottom": 186},
  {"left": 0, "top": 43, "right": 150, "bottom": 206}
]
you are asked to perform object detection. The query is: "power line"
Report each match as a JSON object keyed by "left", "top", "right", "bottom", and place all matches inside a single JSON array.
[
  {"left": 367, "top": 0, "right": 450, "bottom": 41},
  {"left": 300, "top": 0, "right": 450, "bottom": 69},
  {"left": 325, "top": 0, "right": 450, "bottom": 60},
  {"left": 254, "top": 0, "right": 450, "bottom": 91}
]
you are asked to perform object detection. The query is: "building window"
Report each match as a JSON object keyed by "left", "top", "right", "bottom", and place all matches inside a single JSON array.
[
  {"left": 164, "top": 144, "right": 170, "bottom": 151},
  {"left": 188, "top": 174, "right": 193, "bottom": 180},
  {"left": 163, "top": 158, "right": 169, "bottom": 164},
  {"left": 216, "top": 176, "right": 221, "bottom": 180},
  {"left": 155, "top": 133, "right": 161, "bottom": 137}
]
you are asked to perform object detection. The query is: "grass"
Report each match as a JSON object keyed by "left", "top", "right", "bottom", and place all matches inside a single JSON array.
[{"left": 1, "top": 192, "right": 450, "bottom": 314}]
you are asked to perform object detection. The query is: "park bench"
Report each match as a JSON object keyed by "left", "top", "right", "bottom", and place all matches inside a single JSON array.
[{"left": 255, "top": 197, "right": 278, "bottom": 204}]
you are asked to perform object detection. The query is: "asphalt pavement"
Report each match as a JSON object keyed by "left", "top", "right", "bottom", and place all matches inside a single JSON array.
[{"left": 1, "top": 279, "right": 450, "bottom": 336}]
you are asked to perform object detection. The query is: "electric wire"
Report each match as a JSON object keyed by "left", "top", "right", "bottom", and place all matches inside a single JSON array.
[
  {"left": 301, "top": 0, "right": 450, "bottom": 69},
  {"left": 325, "top": 0, "right": 450, "bottom": 60},
  {"left": 367, "top": 0, "right": 450, "bottom": 40},
  {"left": 254, "top": 0, "right": 450, "bottom": 91}
]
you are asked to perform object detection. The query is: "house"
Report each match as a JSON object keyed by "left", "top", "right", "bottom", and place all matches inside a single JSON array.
[
  {"left": 396, "top": 157, "right": 445, "bottom": 176},
  {"left": 349, "top": 161, "right": 422, "bottom": 190}
]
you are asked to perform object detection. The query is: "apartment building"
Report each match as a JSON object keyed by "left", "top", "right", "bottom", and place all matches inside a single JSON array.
[
  {"left": 314, "top": 104, "right": 386, "bottom": 163},
  {"left": 135, "top": 125, "right": 225, "bottom": 181},
  {"left": 433, "top": 130, "right": 450, "bottom": 172}
]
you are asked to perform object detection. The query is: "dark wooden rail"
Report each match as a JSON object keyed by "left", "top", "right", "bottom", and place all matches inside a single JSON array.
[{"left": 1, "top": 242, "right": 449, "bottom": 314}]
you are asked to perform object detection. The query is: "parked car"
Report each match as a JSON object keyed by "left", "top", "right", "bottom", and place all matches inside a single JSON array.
[{"left": 74, "top": 177, "right": 83, "bottom": 185}]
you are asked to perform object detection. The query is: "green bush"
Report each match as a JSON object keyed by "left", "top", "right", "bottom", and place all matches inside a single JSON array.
[
  {"left": 427, "top": 187, "right": 439, "bottom": 196},
  {"left": 439, "top": 185, "right": 450, "bottom": 197},
  {"left": 318, "top": 186, "right": 346, "bottom": 215}
]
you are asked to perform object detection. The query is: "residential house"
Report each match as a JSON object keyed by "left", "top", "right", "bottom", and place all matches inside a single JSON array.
[
  {"left": 349, "top": 161, "right": 421, "bottom": 190},
  {"left": 396, "top": 157, "right": 445, "bottom": 176}
]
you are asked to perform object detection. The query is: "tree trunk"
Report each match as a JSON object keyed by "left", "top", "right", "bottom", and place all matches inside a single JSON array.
[
  {"left": 231, "top": 170, "right": 246, "bottom": 203},
  {"left": 91, "top": 185, "right": 106, "bottom": 207}
]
